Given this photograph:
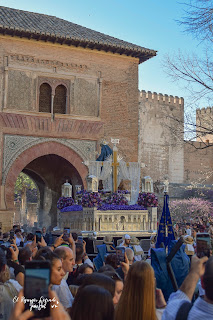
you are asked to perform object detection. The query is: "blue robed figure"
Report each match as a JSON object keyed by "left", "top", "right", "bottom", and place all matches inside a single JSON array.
[
  {"left": 96, "top": 143, "right": 112, "bottom": 161},
  {"left": 156, "top": 193, "right": 175, "bottom": 248}
]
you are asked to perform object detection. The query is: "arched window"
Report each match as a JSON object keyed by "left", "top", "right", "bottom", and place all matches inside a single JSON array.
[
  {"left": 39, "top": 83, "right": 51, "bottom": 113},
  {"left": 54, "top": 85, "right": 66, "bottom": 114}
]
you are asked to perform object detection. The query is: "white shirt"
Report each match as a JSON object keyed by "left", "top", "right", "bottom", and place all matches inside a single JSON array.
[
  {"left": 73, "top": 258, "right": 94, "bottom": 269},
  {"left": 132, "top": 244, "right": 144, "bottom": 261},
  {"left": 186, "top": 229, "right": 192, "bottom": 236},
  {"left": 8, "top": 279, "right": 22, "bottom": 292},
  {"left": 162, "top": 289, "right": 213, "bottom": 320},
  {"left": 15, "top": 236, "right": 22, "bottom": 246},
  {"left": 52, "top": 279, "right": 74, "bottom": 309}
]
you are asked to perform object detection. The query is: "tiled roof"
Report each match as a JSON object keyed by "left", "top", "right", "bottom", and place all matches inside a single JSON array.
[{"left": 0, "top": 6, "right": 157, "bottom": 63}]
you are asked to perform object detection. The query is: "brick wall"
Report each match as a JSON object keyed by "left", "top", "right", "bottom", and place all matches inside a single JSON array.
[{"left": 0, "top": 35, "right": 139, "bottom": 162}]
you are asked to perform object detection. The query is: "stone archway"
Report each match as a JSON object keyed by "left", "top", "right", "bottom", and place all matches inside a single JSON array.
[{"left": 5, "top": 141, "right": 88, "bottom": 227}]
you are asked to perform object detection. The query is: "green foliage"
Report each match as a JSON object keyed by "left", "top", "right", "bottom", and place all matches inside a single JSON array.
[{"left": 14, "top": 173, "right": 36, "bottom": 195}]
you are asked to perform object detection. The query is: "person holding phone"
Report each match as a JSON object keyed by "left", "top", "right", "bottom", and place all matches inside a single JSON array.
[
  {"left": 162, "top": 255, "right": 211, "bottom": 320},
  {"left": 14, "top": 229, "right": 23, "bottom": 247},
  {"left": 67, "top": 242, "right": 93, "bottom": 286},
  {"left": 0, "top": 247, "right": 23, "bottom": 320},
  {"left": 41, "top": 226, "right": 50, "bottom": 245},
  {"left": 9, "top": 289, "right": 71, "bottom": 320},
  {"left": 51, "top": 233, "right": 75, "bottom": 257},
  {"left": 33, "top": 247, "right": 64, "bottom": 283}
]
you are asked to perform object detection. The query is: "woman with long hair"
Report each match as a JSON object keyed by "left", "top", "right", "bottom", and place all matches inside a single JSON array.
[
  {"left": 70, "top": 284, "right": 114, "bottom": 320},
  {"left": 33, "top": 247, "right": 65, "bottom": 285},
  {"left": 115, "top": 261, "right": 158, "bottom": 320},
  {"left": 103, "top": 271, "right": 124, "bottom": 307}
]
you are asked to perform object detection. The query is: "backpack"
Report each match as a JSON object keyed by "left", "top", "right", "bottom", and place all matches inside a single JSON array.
[{"left": 175, "top": 301, "right": 193, "bottom": 320}]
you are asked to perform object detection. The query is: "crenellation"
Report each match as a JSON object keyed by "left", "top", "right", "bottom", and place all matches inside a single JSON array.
[
  {"left": 196, "top": 107, "right": 213, "bottom": 114},
  {"left": 140, "top": 90, "right": 146, "bottom": 98},
  {"left": 179, "top": 97, "right": 184, "bottom": 105},
  {"left": 158, "top": 93, "right": 164, "bottom": 102},
  {"left": 147, "top": 91, "right": 152, "bottom": 99},
  {"left": 174, "top": 96, "right": 179, "bottom": 104},
  {"left": 152, "top": 92, "right": 158, "bottom": 100},
  {"left": 139, "top": 89, "right": 184, "bottom": 106},
  {"left": 196, "top": 106, "right": 213, "bottom": 143},
  {"left": 169, "top": 96, "right": 175, "bottom": 104}
]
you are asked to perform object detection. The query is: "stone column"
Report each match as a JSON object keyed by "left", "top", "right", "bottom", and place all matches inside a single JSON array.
[{"left": 51, "top": 94, "right": 55, "bottom": 121}]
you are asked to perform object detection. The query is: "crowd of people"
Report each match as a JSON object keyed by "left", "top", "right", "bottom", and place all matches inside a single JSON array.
[{"left": 0, "top": 222, "right": 213, "bottom": 319}]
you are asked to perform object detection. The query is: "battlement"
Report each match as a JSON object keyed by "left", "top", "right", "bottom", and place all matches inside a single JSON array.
[
  {"left": 139, "top": 90, "right": 184, "bottom": 105},
  {"left": 196, "top": 107, "right": 213, "bottom": 115}
]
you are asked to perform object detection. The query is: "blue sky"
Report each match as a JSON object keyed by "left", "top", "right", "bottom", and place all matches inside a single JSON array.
[{"left": 0, "top": 0, "right": 207, "bottom": 107}]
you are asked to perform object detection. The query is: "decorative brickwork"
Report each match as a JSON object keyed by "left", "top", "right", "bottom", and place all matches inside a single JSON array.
[
  {"left": 0, "top": 112, "right": 103, "bottom": 139},
  {"left": 7, "top": 69, "right": 35, "bottom": 111},
  {"left": 3, "top": 134, "right": 96, "bottom": 184},
  {"left": 4, "top": 141, "right": 89, "bottom": 209}
]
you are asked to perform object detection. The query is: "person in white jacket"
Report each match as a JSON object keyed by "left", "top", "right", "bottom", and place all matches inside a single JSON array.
[{"left": 130, "top": 237, "right": 145, "bottom": 261}]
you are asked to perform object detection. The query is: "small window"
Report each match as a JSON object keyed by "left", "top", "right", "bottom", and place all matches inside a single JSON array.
[
  {"left": 39, "top": 83, "right": 51, "bottom": 113},
  {"left": 54, "top": 85, "right": 66, "bottom": 114}
]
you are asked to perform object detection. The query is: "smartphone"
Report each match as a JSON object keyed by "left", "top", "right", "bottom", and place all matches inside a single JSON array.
[
  {"left": 35, "top": 231, "right": 42, "bottom": 243},
  {"left": 78, "top": 235, "right": 83, "bottom": 243},
  {"left": 10, "top": 231, "right": 15, "bottom": 239},
  {"left": 9, "top": 231, "right": 15, "bottom": 243},
  {"left": 196, "top": 233, "right": 211, "bottom": 258},
  {"left": 116, "top": 246, "right": 125, "bottom": 265},
  {"left": 63, "top": 227, "right": 70, "bottom": 242},
  {"left": 24, "top": 260, "right": 50, "bottom": 318}
]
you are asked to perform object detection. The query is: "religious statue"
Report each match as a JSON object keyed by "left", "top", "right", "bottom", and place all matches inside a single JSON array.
[{"left": 84, "top": 139, "right": 141, "bottom": 204}]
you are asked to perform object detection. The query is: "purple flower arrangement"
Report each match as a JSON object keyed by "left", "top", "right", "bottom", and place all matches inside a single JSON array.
[
  {"left": 79, "top": 190, "right": 102, "bottom": 208},
  {"left": 104, "top": 192, "right": 129, "bottom": 206},
  {"left": 117, "top": 190, "right": 130, "bottom": 194},
  {"left": 61, "top": 205, "right": 83, "bottom": 212},
  {"left": 137, "top": 193, "right": 158, "bottom": 207},
  {"left": 57, "top": 197, "right": 74, "bottom": 210},
  {"left": 58, "top": 191, "right": 158, "bottom": 212}
]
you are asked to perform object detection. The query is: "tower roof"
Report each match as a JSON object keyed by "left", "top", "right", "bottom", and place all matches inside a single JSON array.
[{"left": 0, "top": 6, "right": 157, "bottom": 63}]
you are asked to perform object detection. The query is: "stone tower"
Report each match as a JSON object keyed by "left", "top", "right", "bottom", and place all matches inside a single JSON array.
[{"left": 139, "top": 90, "right": 184, "bottom": 184}]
